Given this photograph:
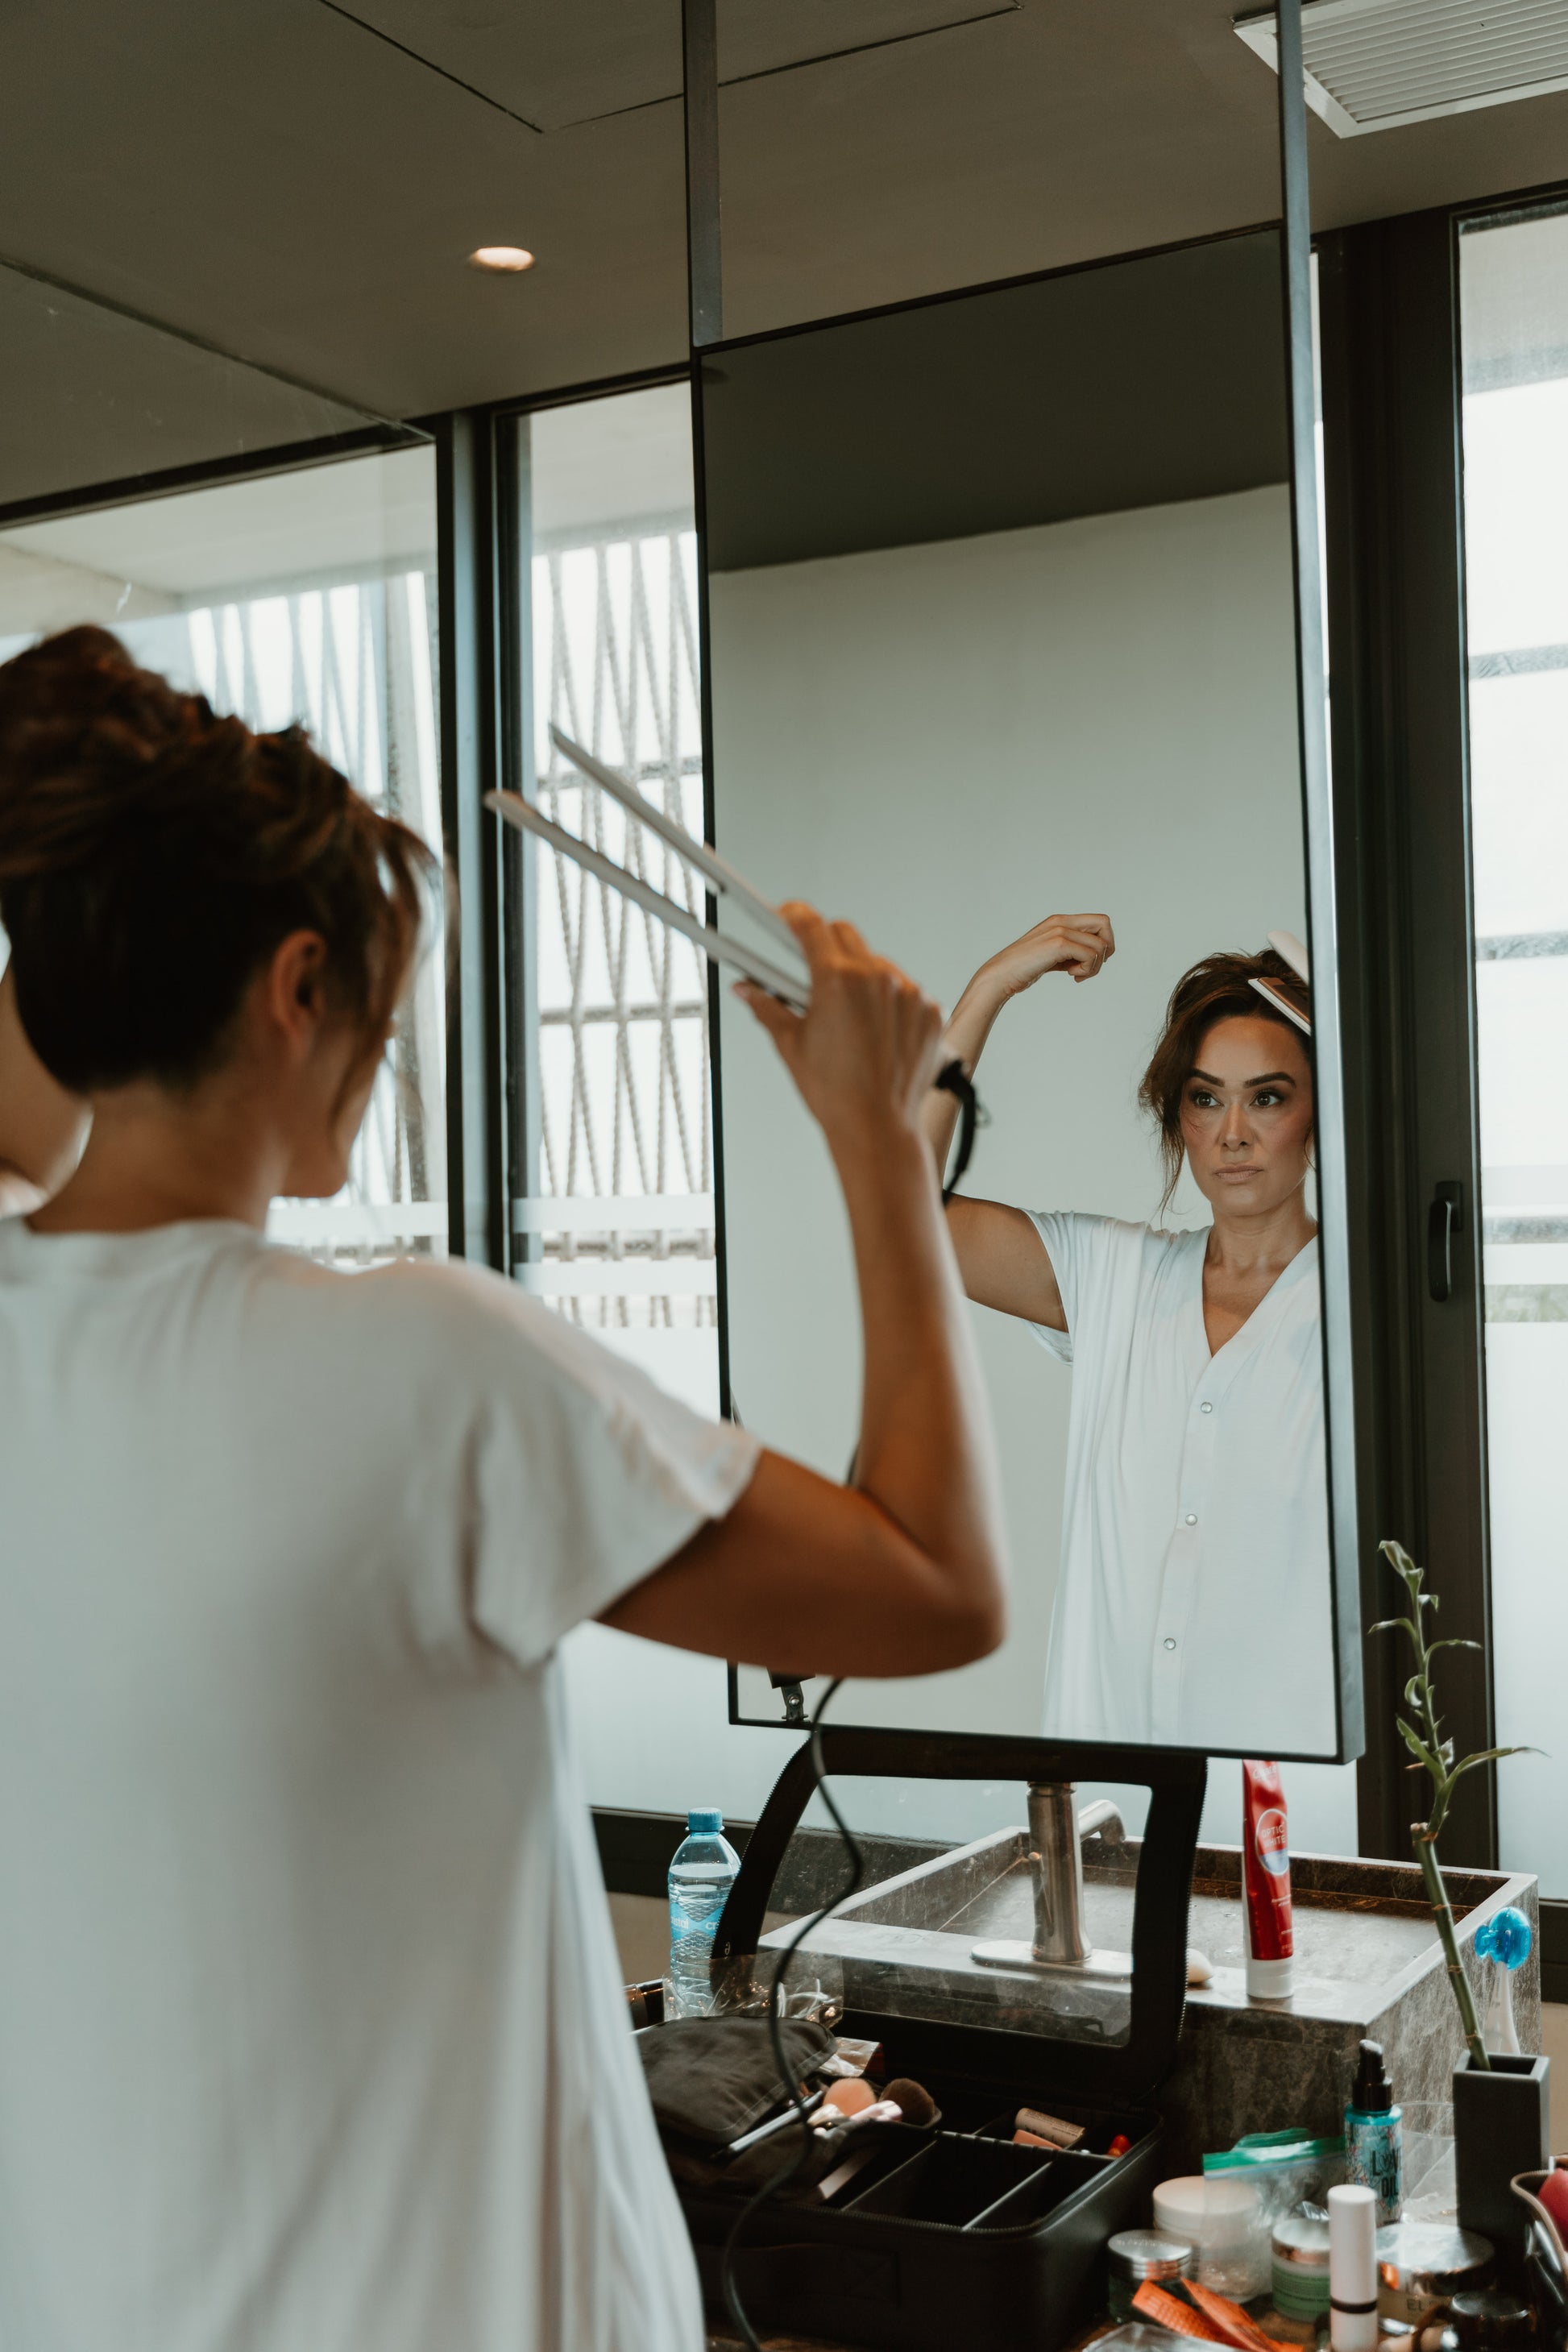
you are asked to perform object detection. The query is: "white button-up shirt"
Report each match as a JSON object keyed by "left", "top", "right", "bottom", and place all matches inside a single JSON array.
[{"left": 1029, "top": 1212, "right": 1334, "bottom": 1753}]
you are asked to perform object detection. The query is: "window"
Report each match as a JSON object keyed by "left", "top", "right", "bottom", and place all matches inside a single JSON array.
[
  {"left": 1459, "top": 204, "right": 1568, "bottom": 1897},
  {"left": 0, "top": 448, "right": 446, "bottom": 1265},
  {"left": 512, "top": 385, "right": 719, "bottom": 1415}
]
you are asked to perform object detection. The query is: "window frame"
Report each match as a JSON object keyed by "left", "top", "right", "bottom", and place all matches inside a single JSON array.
[
  {"left": 442, "top": 365, "right": 721, "bottom": 1349},
  {"left": 1321, "top": 172, "right": 1568, "bottom": 1993}
]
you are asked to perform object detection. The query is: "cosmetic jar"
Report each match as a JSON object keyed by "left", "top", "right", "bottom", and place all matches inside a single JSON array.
[
  {"left": 1273, "top": 2209, "right": 1333, "bottom": 2324},
  {"left": 1445, "top": 2290, "right": 1532, "bottom": 2351},
  {"left": 1106, "top": 2230, "right": 1195, "bottom": 2321},
  {"left": 1154, "top": 2175, "right": 1270, "bottom": 2298},
  {"left": 1375, "top": 2223, "right": 1494, "bottom": 2327}
]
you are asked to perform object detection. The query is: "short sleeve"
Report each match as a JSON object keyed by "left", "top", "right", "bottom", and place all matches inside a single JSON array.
[
  {"left": 1023, "top": 1209, "right": 1090, "bottom": 1364},
  {"left": 410, "top": 1265, "right": 761, "bottom": 1670}
]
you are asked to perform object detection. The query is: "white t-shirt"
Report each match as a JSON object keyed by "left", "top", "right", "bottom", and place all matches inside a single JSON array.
[
  {"left": 0, "top": 1217, "right": 760, "bottom": 2352},
  {"left": 1028, "top": 1212, "right": 1334, "bottom": 1754}
]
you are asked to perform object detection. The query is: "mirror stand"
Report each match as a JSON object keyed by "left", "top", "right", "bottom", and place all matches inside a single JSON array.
[{"left": 972, "top": 1783, "right": 1135, "bottom": 1981}]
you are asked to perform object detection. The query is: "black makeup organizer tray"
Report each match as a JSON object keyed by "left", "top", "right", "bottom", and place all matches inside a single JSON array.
[{"left": 646, "top": 1729, "right": 1207, "bottom": 2352}]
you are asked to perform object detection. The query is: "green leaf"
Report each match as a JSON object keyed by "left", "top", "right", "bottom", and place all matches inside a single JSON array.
[
  {"left": 1449, "top": 1746, "right": 1545, "bottom": 1782},
  {"left": 1404, "top": 1673, "right": 1429, "bottom": 1712},
  {"left": 1370, "top": 1616, "right": 1418, "bottom": 1645},
  {"left": 1398, "top": 1718, "right": 1442, "bottom": 1777},
  {"left": 1426, "top": 1639, "right": 1483, "bottom": 1657}
]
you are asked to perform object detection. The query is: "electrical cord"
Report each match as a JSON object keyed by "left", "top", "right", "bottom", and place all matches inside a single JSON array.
[
  {"left": 935, "top": 1057, "right": 984, "bottom": 1205},
  {"left": 720, "top": 1676, "right": 865, "bottom": 2351},
  {"left": 718, "top": 1059, "right": 985, "bottom": 2338}
]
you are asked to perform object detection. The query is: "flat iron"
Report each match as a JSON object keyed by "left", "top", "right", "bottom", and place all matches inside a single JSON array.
[{"left": 1251, "top": 927, "right": 1311, "bottom": 1035}]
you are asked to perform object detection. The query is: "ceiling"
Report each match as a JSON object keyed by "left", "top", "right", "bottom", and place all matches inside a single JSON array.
[
  {"left": 1, "top": 0, "right": 1566, "bottom": 507},
  {"left": 0, "top": 386, "right": 696, "bottom": 633}
]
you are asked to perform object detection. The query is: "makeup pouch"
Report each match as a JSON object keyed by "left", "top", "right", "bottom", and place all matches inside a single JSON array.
[{"left": 637, "top": 2013, "right": 840, "bottom": 2150}]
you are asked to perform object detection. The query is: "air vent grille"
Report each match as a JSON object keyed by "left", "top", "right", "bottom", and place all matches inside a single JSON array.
[{"left": 1236, "top": 0, "right": 1568, "bottom": 136}]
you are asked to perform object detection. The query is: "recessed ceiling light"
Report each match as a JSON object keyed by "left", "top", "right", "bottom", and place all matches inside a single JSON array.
[{"left": 468, "top": 246, "right": 535, "bottom": 273}]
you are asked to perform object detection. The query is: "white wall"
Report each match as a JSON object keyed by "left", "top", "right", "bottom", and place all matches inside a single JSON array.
[{"left": 565, "top": 483, "right": 1358, "bottom": 1855}]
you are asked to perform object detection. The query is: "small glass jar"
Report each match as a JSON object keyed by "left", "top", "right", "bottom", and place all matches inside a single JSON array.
[
  {"left": 1108, "top": 2230, "right": 1197, "bottom": 2323},
  {"left": 1446, "top": 2291, "right": 1533, "bottom": 2352},
  {"left": 1273, "top": 2210, "right": 1333, "bottom": 2326}
]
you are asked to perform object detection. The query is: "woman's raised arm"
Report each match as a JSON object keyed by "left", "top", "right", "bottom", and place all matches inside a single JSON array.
[
  {"left": 917, "top": 911, "right": 1113, "bottom": 1330},
  {"left": 602, "top": 905, "right": 1009, "bottom": 1681}
]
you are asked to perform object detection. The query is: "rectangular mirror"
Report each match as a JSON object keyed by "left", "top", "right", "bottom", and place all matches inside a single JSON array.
[{"left": 700, "top": 222, "right": 1361, "bottom": 1761}]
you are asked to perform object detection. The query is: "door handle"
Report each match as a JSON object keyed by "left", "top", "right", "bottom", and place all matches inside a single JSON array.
[{"left": 1428, "top": 1180, "right": 1464, "bottom": 1303}]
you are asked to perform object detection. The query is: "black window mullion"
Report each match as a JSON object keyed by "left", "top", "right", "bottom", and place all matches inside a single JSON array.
[
  {"left": 494, "top": 412, "right": 538, "bottom": 1268},
  {"left": 435, "top": 409, "right": 508, "bottom": 1274}
]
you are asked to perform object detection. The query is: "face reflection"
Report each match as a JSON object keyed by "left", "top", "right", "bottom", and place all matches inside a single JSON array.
[{"left": 1178, "top": 1013, "right": 1313, "bottom": 1218}]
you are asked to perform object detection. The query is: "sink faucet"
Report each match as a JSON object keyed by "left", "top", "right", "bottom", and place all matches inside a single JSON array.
[{"left": 972, "top": 1781, "right": 1135, "bottom": 1981}]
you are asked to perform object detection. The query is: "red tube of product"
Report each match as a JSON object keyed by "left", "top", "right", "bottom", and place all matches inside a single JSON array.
[{"left": 1242, "top": 1759, "right": 1294, "bottom": 1999}]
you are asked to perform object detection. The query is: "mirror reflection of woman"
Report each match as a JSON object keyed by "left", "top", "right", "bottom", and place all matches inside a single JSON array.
[{"left": 923, "top": 914, "right": 1334, "bottom": 1753}]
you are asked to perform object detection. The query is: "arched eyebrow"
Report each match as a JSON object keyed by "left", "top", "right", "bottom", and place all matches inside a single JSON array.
[{"left": 1189, "top": 1068, "right": 1298, "bottom": 1088}]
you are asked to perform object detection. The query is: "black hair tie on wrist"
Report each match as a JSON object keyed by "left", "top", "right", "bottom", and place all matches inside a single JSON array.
[{"left": 935, "top": 1058, "right": 985, "bottom": 1205}]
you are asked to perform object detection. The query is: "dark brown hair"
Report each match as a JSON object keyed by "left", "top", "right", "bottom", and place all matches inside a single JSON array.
[
  {"left": 1139, "top": 946, "right": 1313, "bottom": 1209},
  {"left": 0, "top": 626, "right": 438, "bottom": 1093}
]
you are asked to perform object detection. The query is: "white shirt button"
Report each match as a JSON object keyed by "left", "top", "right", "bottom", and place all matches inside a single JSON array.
[
  {"left": 1184, "top": 1512, "right": 1197, "bottom": 1525},
  {"left": 1200, "top": 1401, "right": 1213, "bottom": 1414},
  {"left": 1164, "top": 1637, "right": 1177, "bottom": 1651}
]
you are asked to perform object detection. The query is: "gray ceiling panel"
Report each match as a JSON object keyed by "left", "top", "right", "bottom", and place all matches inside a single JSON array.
[
  {"left": 0, "top": 261, "right": 378, "bottom": 511},
  {"left": 332, "top": 0, "right": 1016, "bottom": 131}
]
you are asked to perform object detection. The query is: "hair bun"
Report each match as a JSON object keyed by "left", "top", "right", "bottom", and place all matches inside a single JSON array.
[
  {"left": 0, "top": 625, "right": 251, "bottom": 881},
  {"left": 0, "top": 626, "right": 436, "bottom": 1094}
]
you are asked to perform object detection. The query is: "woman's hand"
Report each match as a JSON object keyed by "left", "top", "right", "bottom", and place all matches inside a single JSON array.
[
  {"left": 735, "top": 902, "right": 944, "bottom": 1155},
  {"left": 919, "top": 911, "right": 1114, "bottom": 1201},
  {"left": 978, "top": 911, "right": 1115, "bottom": 1001},
  {"left": 618, "top": 898, "right": 1007, "bottom": 1682}
]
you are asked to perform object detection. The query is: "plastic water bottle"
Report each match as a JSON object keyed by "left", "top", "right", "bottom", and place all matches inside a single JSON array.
[{"left": 668, "top": 1808, "right": 740, "bottom": 2014}]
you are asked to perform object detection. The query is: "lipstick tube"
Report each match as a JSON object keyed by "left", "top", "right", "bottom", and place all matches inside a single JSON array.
[{"left": 1329, "top": 2183, "right": 1379, "bottom": 2352}]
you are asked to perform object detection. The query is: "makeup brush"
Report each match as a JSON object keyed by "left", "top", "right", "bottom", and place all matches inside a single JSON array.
[
  {"left": 881, "top": 2078, "right": 940, "bottom": 2129},
  {"left": 809, "top": 2076, "right": 940, "bottom": 2153}
]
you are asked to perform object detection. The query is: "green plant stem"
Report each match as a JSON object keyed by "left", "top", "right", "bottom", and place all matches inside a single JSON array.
[{"left": 1414, "top": 1824, "right": 1489, "bottom": 2070}]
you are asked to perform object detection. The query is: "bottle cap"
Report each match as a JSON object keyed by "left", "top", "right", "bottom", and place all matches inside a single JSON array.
[
  {"left": 687, "top": 1808, "right": 724, "bottom": 1833},
  {"left": 1107, "top": 2230, "right": 1196, "bottom": 2284},
  {"left": 1351, "top": 2039, "right": 1392, "bottom": 2113},
  {"left": 1329, "top": 2183, "right": 1379, "bottom": 2300},
  {"left": 1247, "top": 1954, "right": 1295, "bottom": 1999}
]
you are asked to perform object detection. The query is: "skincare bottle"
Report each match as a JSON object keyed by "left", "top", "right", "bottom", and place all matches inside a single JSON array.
[
  {"left": 1345, "top": 2039, "right": 1403, "bottom": 2225},
  {"left": 1242, "top": 1759, "right": 1295, "bottom": 1999}
]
